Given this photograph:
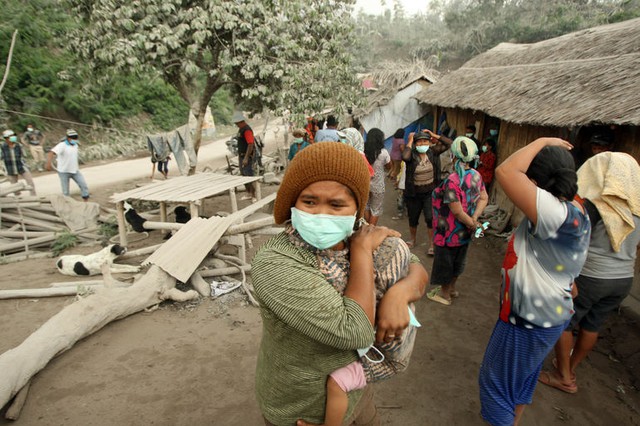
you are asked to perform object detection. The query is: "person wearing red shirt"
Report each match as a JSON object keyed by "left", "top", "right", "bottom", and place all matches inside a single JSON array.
[
  {"left": 233, "top": 111, "right": 257, "bottom": 201},
  {"left": 477, "top": 139, "right": 497, "bottom": 186}
]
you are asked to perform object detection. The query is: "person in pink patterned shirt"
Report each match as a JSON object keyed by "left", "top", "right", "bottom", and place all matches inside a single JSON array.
[{"left": 427, "top": 136, "right": 488, "bottom": 305}]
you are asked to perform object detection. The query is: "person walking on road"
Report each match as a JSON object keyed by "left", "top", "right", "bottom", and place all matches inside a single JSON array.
[
  {"left": 46, "top": 129, "right": 90, "bottom": 201},
  {"left": 22, "top": 123, "right": 46, "bottom": 171},
  {"left": 1, "top": 129, "right": 37, "bottom": 195}
]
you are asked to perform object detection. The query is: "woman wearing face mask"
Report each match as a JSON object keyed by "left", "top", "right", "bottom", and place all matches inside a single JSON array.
[
  {"left": 401, "top": 129, "right": 453, "bottom": 254},
  {"left": 252, "top": 142, "right": 428, "bottom": 426},
  {"left": 288, "top": 128, "right": 311, "bottom": 161},
  {"left": 477, "top": 139, "right": 497, "bottom": 186}
]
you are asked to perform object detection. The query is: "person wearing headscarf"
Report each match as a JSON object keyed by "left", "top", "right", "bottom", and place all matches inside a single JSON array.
[
  {"left": 252, "top": 142, "right": 427, "bottom": 426},
  {"left": 478, "top": 138, "right": 590, "bottom": 426},
  {"left": 287, "top": 128, "right": 311, "bottom": 161},
  {"left": 427, "top": 136, "right": 488, "bottom": 306},
  {"left": 540, "top": 152, "right": 640, "bottom": 395}
]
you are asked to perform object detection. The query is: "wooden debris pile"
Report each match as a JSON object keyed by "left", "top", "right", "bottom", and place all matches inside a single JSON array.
[{"left": 0, "top": 184, "right": 105, "bottom": 261}]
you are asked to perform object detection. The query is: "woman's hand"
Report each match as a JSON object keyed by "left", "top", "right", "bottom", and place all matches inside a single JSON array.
[
  {"left": 541, "top": 137, "right": 573, "bottom": 150},
  {"left": 350, "top": 224, "right": 400, "bottom": 253},
  {"left": 375, "top": 285, "right": 410, "bottom": 344}
]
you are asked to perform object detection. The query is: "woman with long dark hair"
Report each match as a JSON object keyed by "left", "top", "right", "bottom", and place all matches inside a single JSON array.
[{"left": 364, "top": 128, "right": 390, "bottom": 226}]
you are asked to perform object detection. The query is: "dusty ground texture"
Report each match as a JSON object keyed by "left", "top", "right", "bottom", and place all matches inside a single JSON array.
[{"left": 1, "top": 174, "right": 639, "bottom": 426}]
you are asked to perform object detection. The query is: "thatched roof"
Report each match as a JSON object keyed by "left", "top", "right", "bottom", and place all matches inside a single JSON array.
[
  {"left": 355, "top": 61, "right": 440, "bottom": 117},
  {"left": 414, "top": 18, "right": 640, "bottom": 127}
]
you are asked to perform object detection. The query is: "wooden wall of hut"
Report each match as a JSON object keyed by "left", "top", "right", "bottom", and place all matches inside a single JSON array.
[{"left": 439, "top": 108, "right": 485, "bottom": 138}]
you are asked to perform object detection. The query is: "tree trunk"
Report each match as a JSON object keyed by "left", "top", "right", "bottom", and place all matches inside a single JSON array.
[
  {"left": 0, "top": 265, "right": 197, "bottom": 409},
  {"left": 188, "top": 106, "right": 206, "bottom": 175}
]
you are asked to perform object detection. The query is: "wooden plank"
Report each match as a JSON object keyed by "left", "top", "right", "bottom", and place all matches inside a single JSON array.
[
  {"left": 141, "top": 194, "right": 276, "bottom": 282},
  {"left": 111, "top": 173, "right": 260, "bottom": 203},
  {"left": 143, "top": 216, "right": 235, "bottom": 282}
]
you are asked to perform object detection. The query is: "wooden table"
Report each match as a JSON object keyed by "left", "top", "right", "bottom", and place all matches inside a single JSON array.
[{"left": 111, "top": 173, "right": 262, "bottom": 247}]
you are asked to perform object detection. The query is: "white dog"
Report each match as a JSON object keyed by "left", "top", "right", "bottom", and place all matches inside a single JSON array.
[{"left": 56, "top": 244, "right": 140, "bottom": 276}]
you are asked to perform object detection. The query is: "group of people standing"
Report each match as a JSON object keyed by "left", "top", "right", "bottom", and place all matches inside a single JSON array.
[
  {"left": 1, "top": 125, "right": 90, "bottom": 200},
  {"left": 251, "top": 116, "right": 639, "bottom": 426}
]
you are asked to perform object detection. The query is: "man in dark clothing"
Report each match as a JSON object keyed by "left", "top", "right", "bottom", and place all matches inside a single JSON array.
[{"left": 232, "top": 111, "right": 257, "bottom": 201}]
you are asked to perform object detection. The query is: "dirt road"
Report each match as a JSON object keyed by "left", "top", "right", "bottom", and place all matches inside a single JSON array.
[{"left": 28, "top": 119, "right": 289, "bottom": 198}]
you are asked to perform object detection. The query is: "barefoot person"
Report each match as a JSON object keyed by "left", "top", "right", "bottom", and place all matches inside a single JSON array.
[
  {"left": 540, "top": 152, "right": 640, "bottom": 394},
  {"left": 252, "top": 142, "right": 427, "bottom": 426},
  {"left": 478, "top": 138, "right": 591, "bottom": 426},
  {"left": 401, "top": 129, "right": 452, "bottom": 254}
]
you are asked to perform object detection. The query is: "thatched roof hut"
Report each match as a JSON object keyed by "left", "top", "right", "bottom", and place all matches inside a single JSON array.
[
  {"left": 414, "top": 17, "right": 640, "bottom": 128},
  {"left": 414, "top": 18, "right": 640, "bottom": 233}
]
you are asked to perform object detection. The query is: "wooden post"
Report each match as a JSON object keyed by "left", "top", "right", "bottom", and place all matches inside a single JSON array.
[
  {"left": 189, "top": 201, "right": 199, "bottom": 219},
  {"left": 229, "top": 187, "right": 238, "bottom": 213},
  {"left": 254, "top": 179, "right": 262, "bottom": 201},
  {"left": 115, "top": 201, "right": 128, "bottom": 247},
  {"left": 159, "top": 201, "right": 167, "bottom": 235}
]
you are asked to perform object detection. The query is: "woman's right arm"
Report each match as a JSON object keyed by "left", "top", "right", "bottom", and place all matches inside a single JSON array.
[
  {"left": 495, "top": 137, "right": 572, "bottom": 226},
  {"left": 401, "top": 133, "right": 414, "bottom": 162}
]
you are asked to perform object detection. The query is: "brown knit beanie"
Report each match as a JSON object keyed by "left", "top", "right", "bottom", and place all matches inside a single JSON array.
[{"left": 274, "top": 142, "right": 370, "bottom": 224}]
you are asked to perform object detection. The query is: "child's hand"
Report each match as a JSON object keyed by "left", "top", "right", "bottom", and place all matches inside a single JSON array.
[{"left": 350, "top": 224, "right": 400, "bottom": 253}]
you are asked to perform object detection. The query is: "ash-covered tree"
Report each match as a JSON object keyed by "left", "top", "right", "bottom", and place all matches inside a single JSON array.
[{"left": 66, "top": 0, "right": 362, "bottom": 169}]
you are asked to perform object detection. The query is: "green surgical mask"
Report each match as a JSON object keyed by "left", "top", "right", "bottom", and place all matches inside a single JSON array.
[
  {"left": 416, "top": 145, "right": 430, "bottom": 154},
  {"left": 291, "top": 207, "right": 356, "bottom": 250}
]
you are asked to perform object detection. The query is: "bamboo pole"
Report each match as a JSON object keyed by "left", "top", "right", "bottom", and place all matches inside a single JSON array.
[{"left": 0, "top": 235, "right": 56, "bottom": 253}]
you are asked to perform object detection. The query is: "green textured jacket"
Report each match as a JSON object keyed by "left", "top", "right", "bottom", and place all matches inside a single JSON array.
[{"left": 252, "top": 232, "right": 375, "bottom": 425}]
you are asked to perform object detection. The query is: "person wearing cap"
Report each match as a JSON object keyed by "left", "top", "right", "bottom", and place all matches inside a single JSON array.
[
  {"left": 1, "top": 129, "right": 37, "bottom": 195},
  {"left": 252, "top": 142, "right": 427, "bottom": 426},
  {"left": 401, "top": 129, "right": 453, "bottom": 254},
  {"left": 427, "top": 136, "right": 488, "bottom": 306},
  {"left": 288, "top": 128, "right": 311, "bottom": 161},
  {"left": 232, "top": 111, "right": 257, "bottom": 201},
  {"left": 314, "top": 115, "right": 341, "bottom": 142},
  {"left": 46, "top": 129, "right": 90, "bottom": 201},
  {"left": 22, "top": 123, "right": 46, "bottom": 171}
]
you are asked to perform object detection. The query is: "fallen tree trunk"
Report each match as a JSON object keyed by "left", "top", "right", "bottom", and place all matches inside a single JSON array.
[{"left": 0, "top": 265, "right": 197, "bottom": 409}]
